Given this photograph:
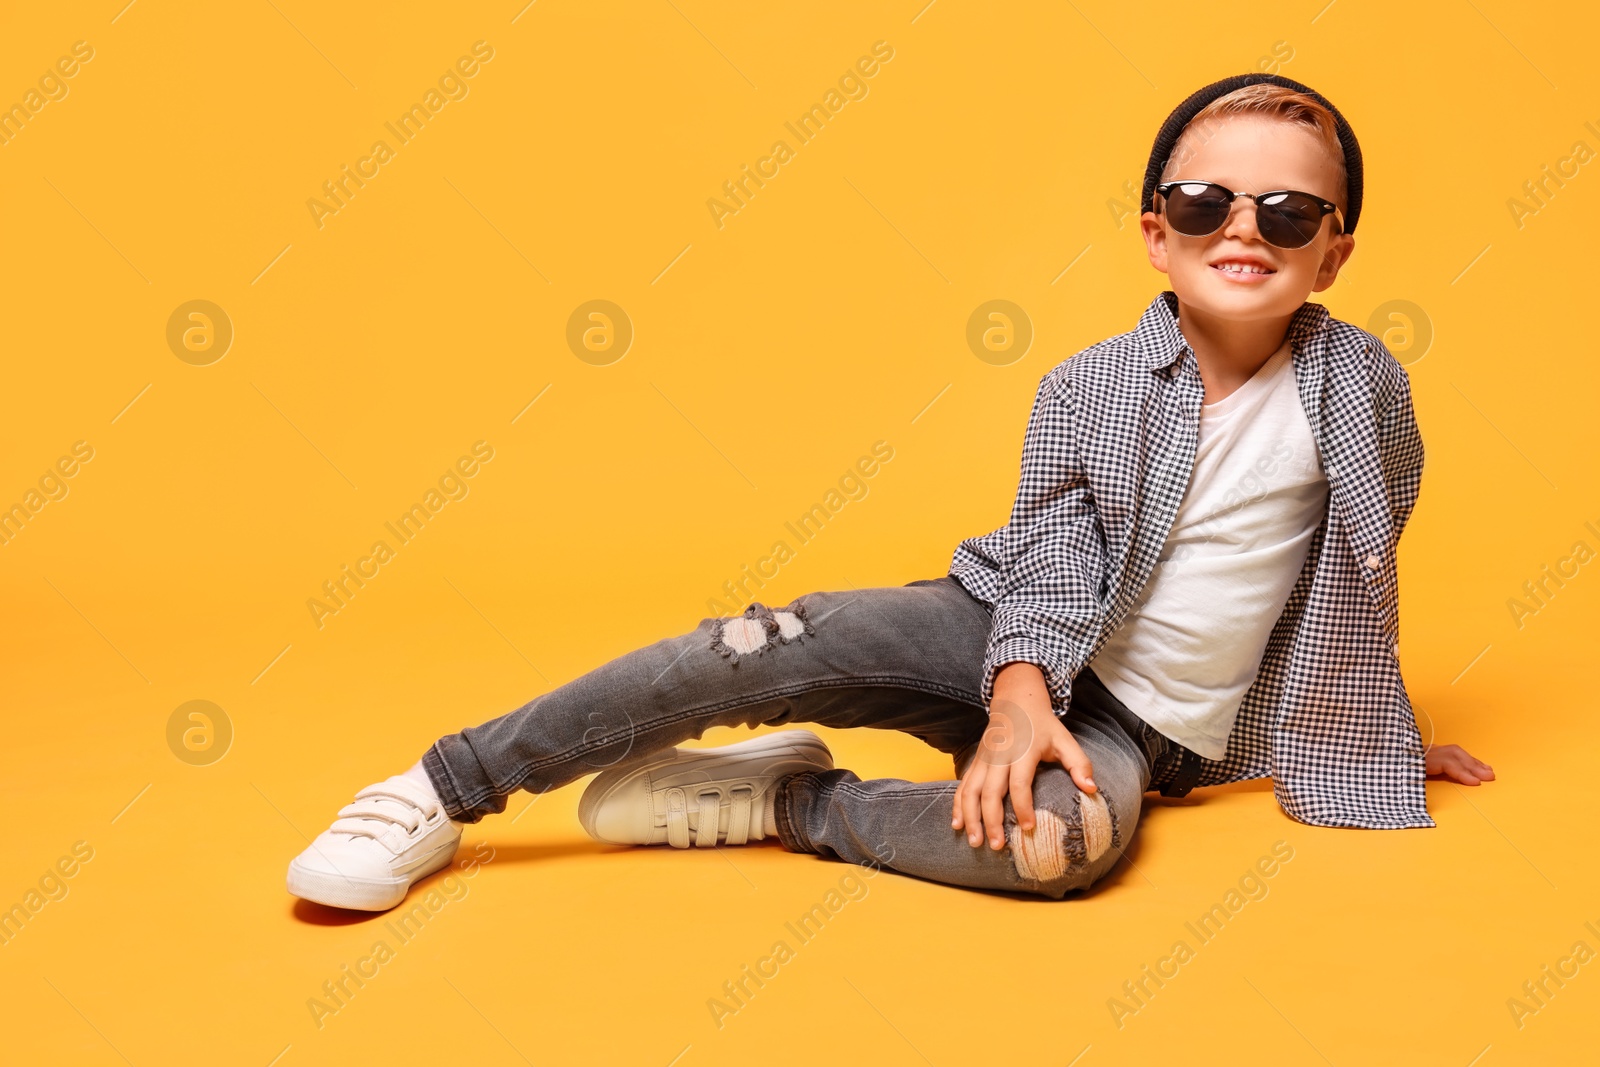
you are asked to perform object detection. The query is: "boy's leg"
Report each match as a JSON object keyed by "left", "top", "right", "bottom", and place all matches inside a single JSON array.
[
  {"left": 771, "top": 666, "right": 1163, "bottom": 899},
  {"left": 423, "top": 576, "right": 995, "bottom": 823}
]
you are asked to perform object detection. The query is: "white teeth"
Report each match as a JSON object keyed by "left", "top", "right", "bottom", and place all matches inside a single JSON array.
[{"left": 1214, "top": 262, "right": 1272, "bottom": 275}]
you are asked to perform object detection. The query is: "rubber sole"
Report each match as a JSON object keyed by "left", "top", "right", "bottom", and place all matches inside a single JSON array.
[
  {"left": 577, "top": 728, "right": 834, "bottom": 845},
  {"left": 286, "top": 835, "right": 459, "bottom": 911}
]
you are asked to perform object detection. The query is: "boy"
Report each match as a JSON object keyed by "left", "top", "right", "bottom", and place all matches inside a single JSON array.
[{"left": 287, "top": 73, "right": 1493, "bottom": 910}]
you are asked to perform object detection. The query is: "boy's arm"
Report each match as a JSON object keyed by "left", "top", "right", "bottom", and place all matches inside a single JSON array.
[
  {"left": 979, "top": 372, "right": 1109, "bottom": 713},
  {"left": 1372, "top": 338, "right": 1424, "bottom": 539},
  {"left": 1371, "top": 341, "right": 1496, "bottom": 786},
  {"left": 952, "top": 371, "right": 1108, "bottom": 851}
]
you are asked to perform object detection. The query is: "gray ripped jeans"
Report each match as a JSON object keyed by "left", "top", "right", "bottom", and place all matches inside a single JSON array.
[{"left": 422, "top": 576, "right": 1200, "bottom": 899}]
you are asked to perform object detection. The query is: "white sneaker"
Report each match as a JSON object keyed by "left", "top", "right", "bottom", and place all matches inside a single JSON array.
[
  {"left": 286, "top": 775, "right": 464, "bottom": 911},
  {"left": 578, "top": 729, "right": 833, "bottom": 848}
]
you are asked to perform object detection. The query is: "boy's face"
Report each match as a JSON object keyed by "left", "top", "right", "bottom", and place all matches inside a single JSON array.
[{"left": 1139, "top": 114, "right": 1355, "bottom": 324}]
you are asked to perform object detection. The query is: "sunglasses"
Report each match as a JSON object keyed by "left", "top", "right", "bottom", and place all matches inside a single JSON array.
[{"left": 1155, "top": 180, "right": 1343, "bottom": 249}]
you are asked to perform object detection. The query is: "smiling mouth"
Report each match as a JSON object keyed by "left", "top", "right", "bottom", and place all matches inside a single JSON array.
[{"left": 1210, "top": 261, "right": 1276, "bottom": 280}]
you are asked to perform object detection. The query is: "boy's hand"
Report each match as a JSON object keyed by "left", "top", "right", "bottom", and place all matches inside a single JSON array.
[
  {"left": 952, "top": 662, "right": 1097, "bottom": 850},
  {"left": 1424, "top": 743, "right": 1495, "bottom": 785}
]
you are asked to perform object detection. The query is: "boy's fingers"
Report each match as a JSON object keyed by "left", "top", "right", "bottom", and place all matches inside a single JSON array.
[
  {"left": 981, "top": 776, "right": 1007, "bottom": 849},
  {"left": 1058, "top": 740, "right": 1097, "bottom": 794},
  {"left": 961, "top": 765, "right": 987, "bottom": 845},
  {"left": 1011, "top": 768, "right": 1035, "bottom": 832}
]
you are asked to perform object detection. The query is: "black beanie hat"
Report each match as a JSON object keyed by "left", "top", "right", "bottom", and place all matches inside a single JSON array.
[{"left": 1140, "top": 73, "right": 1364, "bottom": 236}]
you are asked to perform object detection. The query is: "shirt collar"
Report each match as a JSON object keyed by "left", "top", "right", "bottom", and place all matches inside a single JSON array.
[{"left": 1138, "top": 290, "right": 1331, "bottom": 372}]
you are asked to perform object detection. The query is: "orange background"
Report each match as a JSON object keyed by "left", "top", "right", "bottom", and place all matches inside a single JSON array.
[{"left": 2, "top": 1, "right": 1596, "bottom": 1063}]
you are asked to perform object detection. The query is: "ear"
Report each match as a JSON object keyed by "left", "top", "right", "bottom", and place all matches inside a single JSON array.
[
  {"left": 1310, "top": 231, "right": 1355, "bottom": 292},
  {"left": 1140, "top": 210, "right": 1170, "bottom": 275}
]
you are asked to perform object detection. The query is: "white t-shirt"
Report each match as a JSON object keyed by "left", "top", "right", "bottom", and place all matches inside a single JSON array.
[{"left": 1086, "top": 338, "right": 1330, "bottom": 759}]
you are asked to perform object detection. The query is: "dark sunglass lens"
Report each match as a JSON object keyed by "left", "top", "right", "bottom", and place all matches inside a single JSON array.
[
  {"left": 1256, "top": 192, "right": 1324, "bottom": 248},
  {"left": 1165, "top": 183, "right": 1231, "bottom": 236}
]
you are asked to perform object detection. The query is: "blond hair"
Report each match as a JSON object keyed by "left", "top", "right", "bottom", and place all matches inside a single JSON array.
[{"left": 1159, "top": 83, "right": 1347, "bottom": 212}]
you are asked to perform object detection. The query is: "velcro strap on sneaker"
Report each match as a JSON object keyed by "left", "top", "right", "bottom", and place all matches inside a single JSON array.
[
  {"left": 694, "top": 793, "right": 720, "bottom": 847},
  {"left": 329, "top": 816, "right": 395, "bottom": 842},
  {"left": 335, "top": 801, "right": 420, "bottom": 834},
  {"left": 725, "top": 786, "right": 752, "bottom": 846},
  {"left": 665, "top": 788, "right": 690, "bottom": 848},
  {"left": 354, "top": 777, "right": 441, "bottom": 817}
]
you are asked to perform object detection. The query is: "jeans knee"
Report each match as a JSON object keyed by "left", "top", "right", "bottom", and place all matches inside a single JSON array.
[
  {"left": 708, "top": 599, "right": 814, "bottom": 663},
  {"left": 1007, "top": 780, "right": 1121, "bottom": 898}
]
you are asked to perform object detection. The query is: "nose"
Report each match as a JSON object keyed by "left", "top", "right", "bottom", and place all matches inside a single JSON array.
[{"left": 1220, "top": 194, "right": 1266, "bottom": 243}]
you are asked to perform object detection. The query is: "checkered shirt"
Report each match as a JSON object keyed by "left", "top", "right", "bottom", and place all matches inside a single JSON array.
[{"left": 949, "top": 290, "right": 1433, "bottom": 829}]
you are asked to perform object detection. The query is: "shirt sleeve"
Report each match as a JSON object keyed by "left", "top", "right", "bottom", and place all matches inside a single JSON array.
[
  {"left": 1367, "top": 336, "right": 1424, "bottom": 653},
  {"left": 1371, "top": 340, "right": 1425, "bottom": 537},
  {"left": 980, "top": 370, "right": 1109, "bottom": 715}
]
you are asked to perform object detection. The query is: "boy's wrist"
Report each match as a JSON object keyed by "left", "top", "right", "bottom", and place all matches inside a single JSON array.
[
  {"left": 991, "top": 661, "right": 1056, "bottom": 719},
  {"left": 983, "top": 637, "right": 1074, "bottom": 708}
]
